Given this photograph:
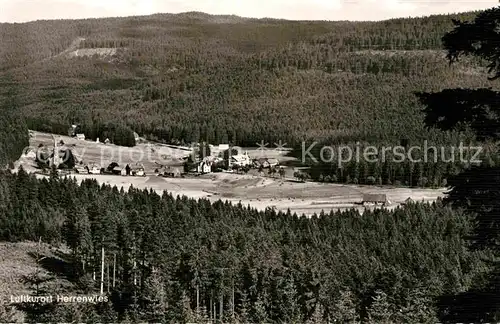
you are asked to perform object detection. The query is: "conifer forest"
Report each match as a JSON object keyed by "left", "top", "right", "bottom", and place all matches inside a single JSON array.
[{"left": 1, "top": 6, "right": 500, "bottom": 323}]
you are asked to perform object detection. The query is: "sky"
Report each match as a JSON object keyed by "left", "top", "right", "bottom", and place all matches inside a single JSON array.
[{"left": 0, "top": 0, "right": 497, "bottom": 23}]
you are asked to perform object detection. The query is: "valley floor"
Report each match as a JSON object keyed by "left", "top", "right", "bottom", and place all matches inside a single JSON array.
[{"left": 16, "top": 131, "right": 446, "bottom": 216}]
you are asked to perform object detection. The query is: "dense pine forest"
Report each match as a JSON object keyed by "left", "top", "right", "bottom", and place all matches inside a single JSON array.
[
  {"left": 0, "top": 74, "right": 29, "bottom": 168},
  {"left": 0, "top": 168, "right": 494, "bottom": 322},
  {"left": 0, "top": 11, "right": 490, "bottom": 148}
]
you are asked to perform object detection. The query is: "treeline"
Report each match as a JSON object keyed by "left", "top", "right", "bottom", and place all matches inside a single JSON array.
[
  {"left": 309, "top": 160, "right": 459, "bottom": 188},
  {"left": 298, "top": 139, "right": 500, "bottom": 188},
  {"left": 0, "top": 168, "right": 492, "bottom": 322}
]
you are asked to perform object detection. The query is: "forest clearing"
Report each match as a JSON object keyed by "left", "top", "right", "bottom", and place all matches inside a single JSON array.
[{"left": 15, "top": 131, "right": 446, "bottom": 216}]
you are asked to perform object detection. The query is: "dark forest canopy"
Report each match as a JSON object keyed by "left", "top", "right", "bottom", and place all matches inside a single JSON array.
[
  {"left": 0, "top": 10, "right": 492, "bottom": 148},
  {"left": 417, "top": 7, "right": 500, "bottom": 255},
  {"left": 0, "top": 169, "right": 493, "bottom": 322},
  {"left": 0, "top": 74, "right": 29, "bottom": 167}
]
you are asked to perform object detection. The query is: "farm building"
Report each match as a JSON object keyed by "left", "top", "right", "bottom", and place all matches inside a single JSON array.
[
  {"left": 111, "top": 166, "right": 126, "bottom": 175},
  {"left": 403, "top": 197, "right": 414, "bottom": 205},
  {"left": 159, "top": 166, "right": 182, "bottom": 177},
  {"left": 74, "top": 165, "right": 87, "bottom": 174},
  {"left": 362, "top": 193, "right": 390, "bottom": 206}
]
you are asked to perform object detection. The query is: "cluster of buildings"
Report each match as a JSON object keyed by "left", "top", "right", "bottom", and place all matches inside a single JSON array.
[
  {"left": 188, "top": 144, "right": 280, "bottom": 175},
  {"left": 52, "top": 127, "right": 282, "bottom": 178},
  {"left": 76, "top": 163, "right": 146, "bottom": 176}
]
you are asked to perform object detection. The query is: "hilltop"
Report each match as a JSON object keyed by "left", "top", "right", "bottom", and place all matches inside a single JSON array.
[{"left": 0, "top": 10, "right": 489, "bottom": 148}]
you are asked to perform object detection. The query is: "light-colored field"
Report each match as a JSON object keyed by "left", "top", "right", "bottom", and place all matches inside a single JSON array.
[
  {"left": 68, "top": 48, "right": 119, "bottom": 58},
  {"left": 49, "top": 172, "right": 445, "bottom": 215},
  {"left": 18, "top": 131, "right": 447, "bottom": 216},
  {"left": 18, "top": 131, "right": 191, "bottom": 173}
]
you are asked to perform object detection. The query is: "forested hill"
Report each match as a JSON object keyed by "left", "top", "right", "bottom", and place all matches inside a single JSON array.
[
  {"left": 0, "top": 74, "right": 29, "bottom": 167},
  {"left": 0, "top": 10, "right": 489, "bottom": 147}
]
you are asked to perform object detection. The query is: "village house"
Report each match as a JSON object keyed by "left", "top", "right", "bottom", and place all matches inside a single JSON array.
[
  {"left": 254, "top": 158, "right": 279, "bottom": 169},
  {"left": 76, "top": 133, "right": 85, "bottom": 141},
  {"left": 196, "top": 160, "right": 212, "bottom": 174},
  {"left": 254, "top": 158, "right": 269, "bottom": 168},
  {"left": 132, "top": 164, "right": 145, "bottom": 176},
  {"left": 267, "top": 158, "right": 279, "bottom": 168},
  {"left": 230, "top": 152, "right": 251, "bottom": 168}
]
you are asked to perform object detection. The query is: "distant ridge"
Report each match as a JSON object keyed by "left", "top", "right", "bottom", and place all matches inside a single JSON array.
[{"left": 0, "top": 9, "right": 488, "bottom": 25}]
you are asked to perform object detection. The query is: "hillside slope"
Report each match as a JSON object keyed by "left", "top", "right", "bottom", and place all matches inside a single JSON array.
[
  {"left": 0, "top": 242, "right": 76, "bottom": 322},
  {"left": 0, "top": 11, "right": 489, "bottom": 147}
]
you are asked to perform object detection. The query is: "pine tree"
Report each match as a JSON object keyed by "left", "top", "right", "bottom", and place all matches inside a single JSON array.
[
  {"left": 238, "top": 291, "right": 250, "bottom": 323},
  {"left": 142, "top": 269, "right": 167, "bottom": 322},
  {"left": 367, "top": 290, "right": 394, "bottom": 323},
  {"left": 305, "top": 303, "right": 324, "bottom": 324},
  {"left": 253, "top": 292, "right": 269, "bottom": 323},
  {"left": 330, "top": 289, "right": 359, "bottom": 323}
]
